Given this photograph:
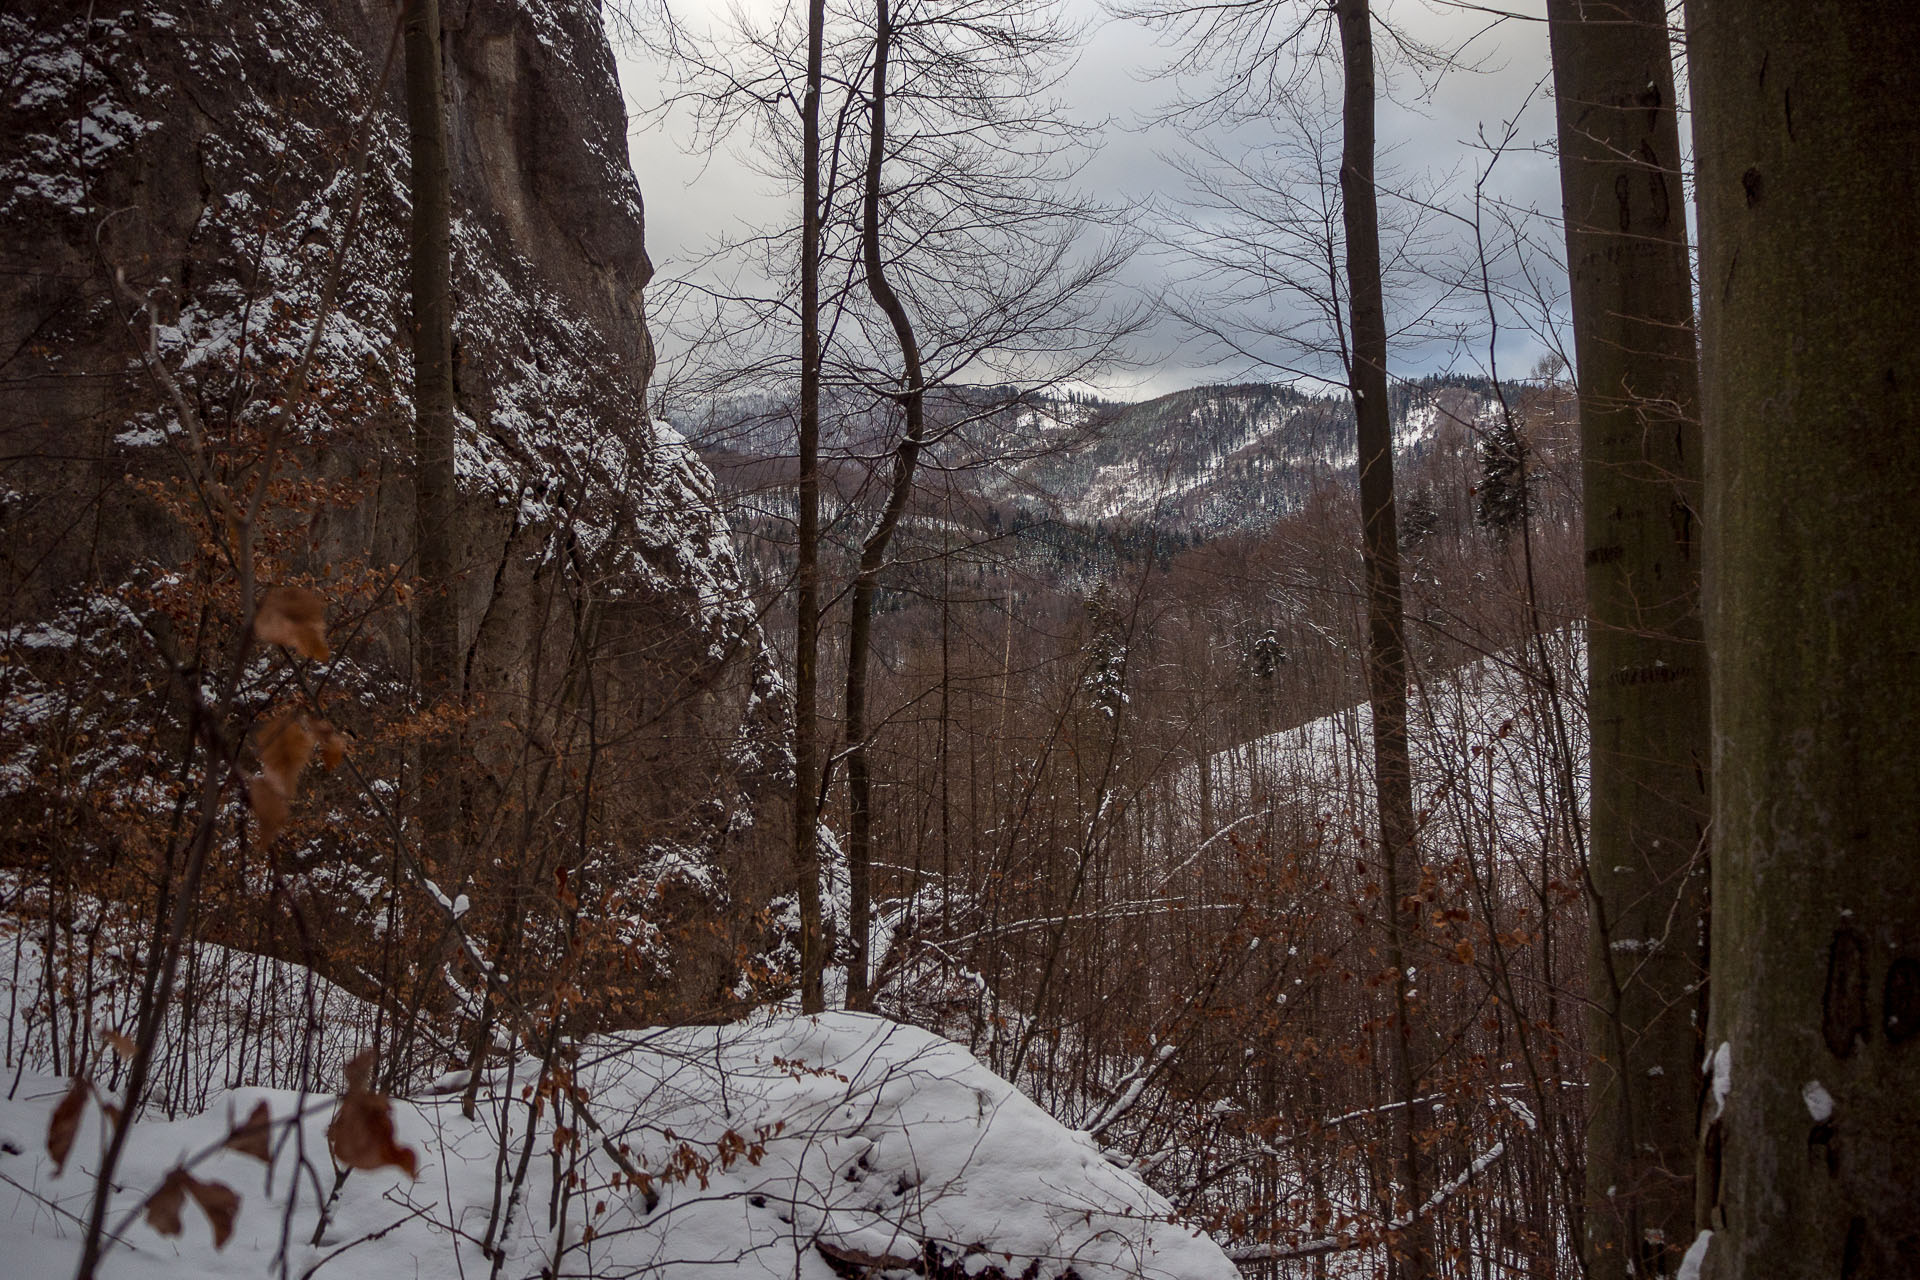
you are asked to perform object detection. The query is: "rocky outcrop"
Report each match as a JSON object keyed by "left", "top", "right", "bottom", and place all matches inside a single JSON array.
[{"left": 0, "top": 0, "right": 787, "bottom": 1026}]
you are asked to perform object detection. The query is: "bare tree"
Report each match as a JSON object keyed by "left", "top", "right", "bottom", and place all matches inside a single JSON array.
[
  {"left": 645, "top": 0, "right": 1135, "bottom": 1011},
  {"left": 844, "top": 0, "right": 924, "bottom": 1010},
  {"left": 840, "top": 0, "right": 1135, "bottom": 1009},
  {"left": 795, "top": 0, "right": 831, "bottom": 1013},
  {"left": 1331, "top": 6, "right": 1431, "bottom": 1272},
  {"left": 1544, "top": 4, "right": 1707, "bottom": 1276},
  {"left": 403, "top": 0, "right": 463, "bottom": 882},
  {"left": 1123, "top": 0, "right": 1455, "bottom": 1266}
]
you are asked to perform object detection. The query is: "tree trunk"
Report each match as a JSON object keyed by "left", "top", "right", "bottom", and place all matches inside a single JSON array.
[
  {"left": 793, "top": 0, "right": 828, "bottom": 1014},
  {"left": 1545, "top": 4, "right": 1708, "bottom": 1276},
  {"left": 1685, "top": 2, "right": 1920, "bottom": 1276},
  {"left": 1333, "top": 3, "right": 1430, "bottom": 1275},
  {"left": 845, "top": 0, "right": 928, "bottom": 1011},
  {"left": 404, "top": 0, "right": 467, "bottom": 956}
]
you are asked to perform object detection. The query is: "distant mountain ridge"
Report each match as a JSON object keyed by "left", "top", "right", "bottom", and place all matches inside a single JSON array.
[
  {"left": 1007, "top": 377, "right": 1501, "bottom": 536},
  {"left": 686, "top": 375, "right": 1505, "bottom": 541}
]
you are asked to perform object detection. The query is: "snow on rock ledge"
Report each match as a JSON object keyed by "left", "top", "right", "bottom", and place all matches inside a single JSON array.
[{"left": 0, "top": 1013, "right": 1236, "bottom": 1280}]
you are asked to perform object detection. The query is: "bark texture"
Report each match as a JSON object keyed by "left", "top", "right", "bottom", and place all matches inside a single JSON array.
[
  {"left": 404, "top": 0, "right": 465, "bottom": 891},
  {"left": 1686, "top": 1, "right": 1920, "bottom": 1275},
  {"left": 1545, "top": 3, "right": 1708, "bottom": 1275},
  {"left": 1334, "top": 2, "right": 1431, "bottom": 1274}
]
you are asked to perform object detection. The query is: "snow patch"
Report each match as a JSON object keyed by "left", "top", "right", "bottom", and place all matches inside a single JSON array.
[
  {"left": 1704, "top": 1041, "right": 1731, "bottom": 1122},
  {"left": 1676, "top": 1229, "right": 1713, "bottom": 1280}
]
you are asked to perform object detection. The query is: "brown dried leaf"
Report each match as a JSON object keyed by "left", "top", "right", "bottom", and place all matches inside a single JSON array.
[
  {"left": 817, "top": 1240, "right": 922, "bottom": 1273},
  {"left": 146, "top": 1168, "right": 189, "bottom": 1237},
  {"left": 248, "top": 774, "right": 291, "bottom": 844},
  {"left": 327, "top": 1093, "right": 418, "bottom": 1178},
  {"left": 186, "top": 1175, "right": 240, "bottom": 1248},
  {"left": 254, "top": 586, "right": 330, "bottom": 661},
  {"left": 101, "top": 1027, "right": 137, "bottom": 1060},
  {"left": 328, "top": 1050, "right": 417, "bottom": 1178},
  {"left": 251, "top": 713, "right": 317, "bottom": 844},
  {"left": 310, "top": 718, "right": 347, "bottom": 770},
  {"left": 260, "top": 713, "right": 317, "bottom": 791},
  {"left": 47, "top": 1077, "right": 89, "bottom": 1175},
  {"left": 225, "top": 1100, "right": 273, "bottom": 1163},
  {"left": 342, "top": 1047, "right": 377, "bottom": 1094}
]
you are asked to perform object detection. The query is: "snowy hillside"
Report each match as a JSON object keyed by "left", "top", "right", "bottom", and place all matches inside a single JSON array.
[
  {"left": 987, "top": 379, "right": 1494, "bottom": 536},
  {"left": 1188, "top": 630, "right": 1588, "bottom": 859},
  {"left": 0, "top": 909, "right": 1235, "bottom": 1280}
]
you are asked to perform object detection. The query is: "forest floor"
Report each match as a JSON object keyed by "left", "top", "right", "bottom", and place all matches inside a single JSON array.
[{"left": 0, "top": 930, "right": 1236, "bottom": 1280}]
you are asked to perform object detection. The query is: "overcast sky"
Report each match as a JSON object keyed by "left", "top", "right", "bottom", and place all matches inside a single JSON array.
[{"left": 614, "top": 0, "right": 1566, "bottom": 401}]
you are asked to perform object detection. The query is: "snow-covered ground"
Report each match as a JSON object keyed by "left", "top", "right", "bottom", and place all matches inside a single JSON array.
[
  {"left": 0, "top": 934, "right": 1236, "bottom": 1280},
  {"left": 1186, "top": 630, "right": 1588, "bottom": 868}
]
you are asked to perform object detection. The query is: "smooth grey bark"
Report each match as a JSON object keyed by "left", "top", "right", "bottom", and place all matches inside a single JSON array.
[
  {"left": 844, "top": 0, "right": 927, "bottom": 1011},
  {"left": 793, "top": 0, "right": 828, "bottom": 1015},
  {"left": 1333, "top": 3, "right": 1430, "bottom": 1275},
  {"left": 1544, "top": 3, "right": 1708, "bottom": 1276},
  {"left": 1686, "top": 1, "right": 1920, "bottom": 1275}
]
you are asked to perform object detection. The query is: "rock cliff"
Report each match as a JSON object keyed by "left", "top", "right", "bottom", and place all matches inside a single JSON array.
[{"left": 0, "top": 0, "right": 788, "bottom": 1028}]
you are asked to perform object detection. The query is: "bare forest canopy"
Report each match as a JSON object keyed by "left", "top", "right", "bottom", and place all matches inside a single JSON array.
[{"left": 1, "top": 2, "right": 1916, "bottom": 1280}]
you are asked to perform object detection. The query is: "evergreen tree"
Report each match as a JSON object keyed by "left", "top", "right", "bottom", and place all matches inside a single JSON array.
[{"left": 1474, "top": 414, "right": 1526, "bottom": 536}]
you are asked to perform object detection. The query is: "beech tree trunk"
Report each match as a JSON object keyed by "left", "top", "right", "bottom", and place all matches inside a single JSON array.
[
  {"left": 404, "top": 0, "right": 463, "bottom": 878},
  {"left": 1545, "top": 4, "right": 1708, "bottom": 1276},
  {"left": 845, "top": 0, "right": 927, "bottom": 1011},
  {"left": 1333, "top": 3, "right": 1430, "bottom": 1275},
  {"left": 1686, "top": 1, "right": 1920, "bottom": 1275},
  {"left": 793, "top": 0, "right": 828, "bottom": 1014}
]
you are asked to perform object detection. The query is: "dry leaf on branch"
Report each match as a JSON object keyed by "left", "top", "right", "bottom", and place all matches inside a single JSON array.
[
  {"left": 187, "top": 1175, "right": 240, "bottom": 1246},
  {"left": 46, "top": 1077, "right": 90, "bottom": 1175},
  {"left": 145, "top": 1167, "right": 241, "bottom": 1248},
  {"left": 253, "top": 585, "right": 330, "bottom": 660},
  {"left": 247, "top": 774, "right": 291, "bottom": 843},
  {"left": 311, "top": 718, "right": 348, "bottom": 769},
  {"left": 101, "top": 1026, "right": 136, "bottom": 1060},
  {"left": 327, "top": 1048, "right": 418, "bottom": 1178},
  {"left": 145, "top": 1169, "right": 188, "bottom": 1237},
  {"left": 225, "top": 1100, "right": 274, "bottom": 1163},
  {"left": 249, "top": 712, "right": 349, "bottom": 843},
  {"left": 250, "top": 712, "right": 316, "bottom": 844}
]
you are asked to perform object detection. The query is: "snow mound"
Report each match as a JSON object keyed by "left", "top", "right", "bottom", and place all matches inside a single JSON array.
[{"left": 0, "top": 1012, "right": 1236, "bottom": 1280}]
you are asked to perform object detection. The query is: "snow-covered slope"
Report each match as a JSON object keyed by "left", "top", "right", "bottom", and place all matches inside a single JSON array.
[
  {"left": 1189, "top": 630, "right": 1588, "bottom": 858},
  {"left": 0, "top": 1011, "right": 1236, "bottom": 1280}
]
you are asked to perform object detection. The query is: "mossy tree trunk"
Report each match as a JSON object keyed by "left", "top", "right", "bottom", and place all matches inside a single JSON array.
[
  {"left": 1686, "top": 1, "right": 1920, "bottom": 1274},
  {"left": 1545, "top": 3, "right": 1708, "bottom": 1275}
]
